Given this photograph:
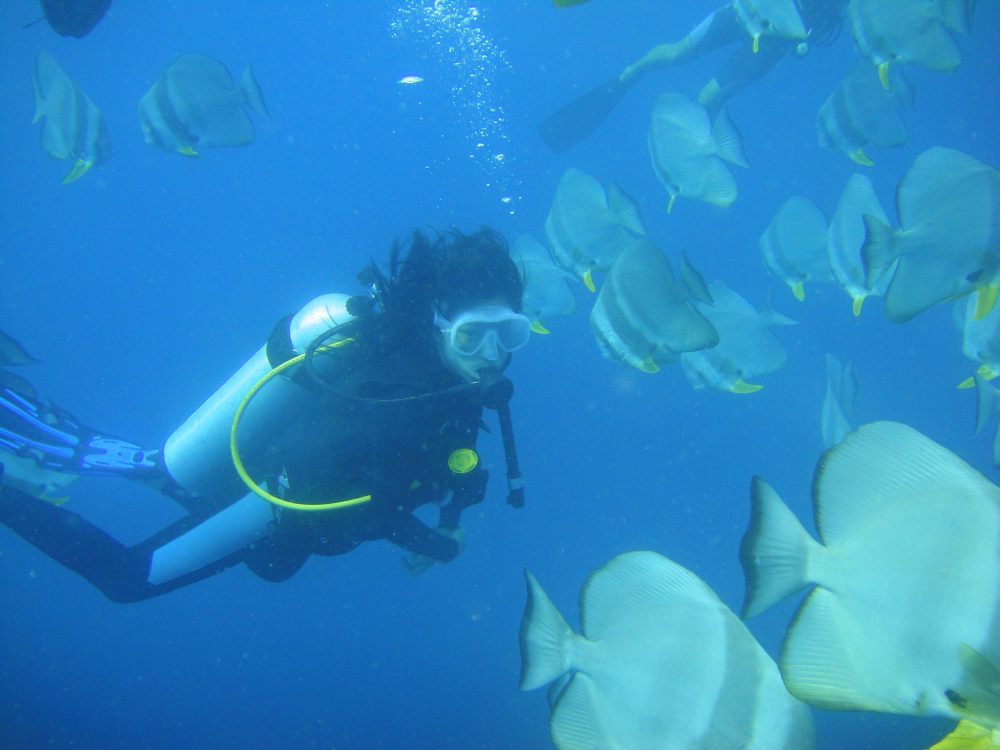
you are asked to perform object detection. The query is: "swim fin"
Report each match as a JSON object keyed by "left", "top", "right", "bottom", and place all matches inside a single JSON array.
[{"left": 538, "top": 76, "right": 635, "bottom": 153}]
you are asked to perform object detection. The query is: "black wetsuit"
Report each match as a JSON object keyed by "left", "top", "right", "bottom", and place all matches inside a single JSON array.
[{"left": 0, "top": 329, "right": 493, "bottom": 602}]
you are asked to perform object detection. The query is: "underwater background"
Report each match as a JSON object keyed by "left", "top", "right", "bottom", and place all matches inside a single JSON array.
[{"left": 1, "top": 1, "right": 998, "bottom": 748}]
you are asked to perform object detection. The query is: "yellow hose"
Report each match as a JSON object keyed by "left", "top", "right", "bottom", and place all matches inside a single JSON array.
[{"left": 230, "top": 342, "right": 372, "bottom": 512}]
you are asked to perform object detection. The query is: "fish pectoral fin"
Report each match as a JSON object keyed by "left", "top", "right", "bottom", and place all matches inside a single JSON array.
[
  {"left": 926, "top": 720, "right": 1000, "bottom": 750},
  {"left": 62, "top": 158, "right": 94, "bottom": 184},
  {"left": 850, "top": 149, "right": 875, "bottom": 167},
  {"left": 177, "top": 146, "right": 200, "bottom": 158},
  {"left": 852, "top": 295, "right": 865, "bottom": 317},
  {"left": 791, "top": 281, "right": 806, "bottom": 302},
  {"left": 529, "top": 321, "right": 551, "bottom": 335},
  {"left": 730, "top": 379, "right": 763, "bottom": 394},
  {"left": 973, "top": 284, "right": 1000, "bottom": 321},
  {"left": 639, "top": 358, "right": 660, "bottom": 374},
  {"left": 878, "top": 61, "right": 892, "bottom": 89},
  {"left": 582, "top": 269, "right": 596, "bottom": 293}
]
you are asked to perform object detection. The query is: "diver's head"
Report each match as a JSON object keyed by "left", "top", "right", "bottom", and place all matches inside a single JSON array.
[{"left": 370, "top": 227, "right": 527, "bottom": 381}]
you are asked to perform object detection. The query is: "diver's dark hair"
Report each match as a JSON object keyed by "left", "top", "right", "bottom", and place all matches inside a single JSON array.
[{"left": 355, "top": 227, "right": 523, "bottom": 362}]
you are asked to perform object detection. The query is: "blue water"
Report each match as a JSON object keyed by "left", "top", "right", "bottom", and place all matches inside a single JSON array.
[{"left": 1, "top": 1, "right": 998, "bottom": 748}]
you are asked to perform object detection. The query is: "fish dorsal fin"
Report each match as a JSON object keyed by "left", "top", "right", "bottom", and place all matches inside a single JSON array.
[
  {"left": 239, "top": 65, "right": 269, "bottom": 117},
  {"left": 814, "top": 421, "right": 999, "bottom": 547},
  {"left": 606, "top": 181, "right": 646, "bottom": 236},
  {"left": 974, "top": 374, "right": 1000, "bottom": 434},
  {"left": 711, "top": 108, "right": 750, "bottom": 168},
  {"left": 580, "top": 551, "right": 717, "bottom": 639}
]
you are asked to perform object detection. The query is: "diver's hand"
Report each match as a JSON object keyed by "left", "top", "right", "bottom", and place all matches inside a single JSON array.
[{"left": 401, "top": 527, "right": 466, "bottom": 576}]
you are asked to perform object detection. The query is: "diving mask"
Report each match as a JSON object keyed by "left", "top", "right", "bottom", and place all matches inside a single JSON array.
[{"left": 435, "top": 305, "right": 532, "bottom": 361}]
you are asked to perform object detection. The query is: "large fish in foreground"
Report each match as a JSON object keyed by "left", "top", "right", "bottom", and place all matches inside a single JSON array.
[
  {"left": 741, "top": 421, "right": 1000, "bottom": 750},
  {"left": 863, "top": 147, "right": 1000, "bottom": 323},
  {"left": 139, "top": 53, "right": 268, "bottom": 156},
  {"left": 31, "top": 51, "right": 111, "bottom": 183},
  {"left": 648, "top": 92, "right": 749, "bottom": 212},
  {"left": 520, "top": 551, "right": 816, "bottom": 749}
]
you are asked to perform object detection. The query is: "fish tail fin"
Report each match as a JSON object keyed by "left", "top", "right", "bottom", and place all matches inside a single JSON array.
[
  {"left": 519, "top": 570, "right": 577, "bottom": 691},
  {"left": 239, "top": 65, "right": 269, "bottom": 117},
  {"left": 31, "top": 68, "right": 45, "bottom": 124},
  {"left": 974, "top": 374, "right": 1000, "bottom": 434},
  {"left": 711, "top": 107, "right": 750, "bottom": 168},
  {"left": 740, "top": 476, "right": 818, "bottom": 618},
  {"left": 860, "top": 213, "right": 899, "bottom": 290},
  {"left": 938, "top": 0, "right": 973, "bottom": 35},
  {"left": 606, "top": 181, "right": 646, "bottom": 236},
  {"left": 927, "top": 720, "right": 1000, "bottom": 750}
]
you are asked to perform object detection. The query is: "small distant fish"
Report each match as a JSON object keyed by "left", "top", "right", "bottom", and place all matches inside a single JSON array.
[
  {"left": 760, "top": 196, "right": 833, "bottom": 302},
  {"left": 648, "top": 92, "right": 749, "bottom": 212},
  {"left": 681, "top": 281, "right": 796, "bottom": 393},
  {"left": 848, "top": 0, "right": 973, "bottom": 87},
  {"left": 817, "top": 61, "right": 913, "bottom": 167},
  {"left": 826, "top": 173, "right": 891, "bottom": 316},
  {"left": 733, "top": 0, "right": 807, "bottom": 53},
  {"left": 957, "top": 294, "right": 1000, "bottom": 388},
  {"left": 741, "top": 421, "right": 1000, "bottom": 749},
  {"left": 397, "top": 75, "right": 424, "bottom": 85},
  {"left": 590, "top": 238, "right": 718, "bottom": 373},
  {"left": 544, "top": 168, "right": 646, "bottom": 292},
  {"left": 139, "top": 53, "right": 268, "bottom": 157},
  {"left": 820, "top": 353, "right": 856, "bottom": 449},
  {"left": 31, "top": 51, "right": 111, "bottom": 183},
  {"left": 520, "top": 551, "right": 816, "bottom": 749},
  {"left": 973, "top": 373, "right": 1000, "bottom": 468},
  {"left": 862, "top": 147, "right": 1000, "bottom": 323},
  {"left": 512, "top": 234, "right": 576, "bottom": 334}
]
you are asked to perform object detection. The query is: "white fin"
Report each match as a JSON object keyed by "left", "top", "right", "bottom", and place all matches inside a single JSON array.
[
  {"left": 699, "top": 158, "right": 739, "bottom": 207},
  {"left": 239, "top": 65, "right": 269, "bottom": 117},
  {"left": 679, "top": 250, "right": 714, "bottom": 305},
  {"left": 975, "top": 373, "right": 1000, "bottom": 435},
  {"left": 860, "top": 213, "right": 899, "bottom": 291},
  {"left": 549, "top": 674, "right": 614, "bottom": 750},
  {"left": 813, "top": 421, "right": 997, "bottom": 547},
  {"left": 581, "top": 550, "right": 718, "bottom": 636},
  {"left": 519, "top": 570, "right": 578, "bottom": 691},
  {"left": 712, "top": 108, "right": 750, "bottom": 168},
  {"left": 740, "top": 476, "right": 820, "bottom": 618},
  {"left": 606, "top": 181, "right": 646, "bottom": 236},
  {"left": 938, "top": 0, "right": 973, "bottom": 34},
  {"left": 780, "top": 587, "right": 890, "bottom": 711}
]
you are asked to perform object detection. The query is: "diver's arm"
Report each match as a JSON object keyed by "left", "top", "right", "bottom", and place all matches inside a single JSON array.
[{"left": 387, "top": 510, "right": 461, "bottom": 563}]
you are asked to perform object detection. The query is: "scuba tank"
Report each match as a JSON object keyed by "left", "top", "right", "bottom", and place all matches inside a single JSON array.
[{"left": 160, "top": 293, "right": 356, "bottom": 510}]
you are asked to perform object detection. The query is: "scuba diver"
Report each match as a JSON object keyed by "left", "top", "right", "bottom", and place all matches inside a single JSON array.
[
  {"left": 539, "top": 0, "right": 847, "bottom": 151},
  {"left": 620, "top": 0, "right": 847, "bottom": 114},
  {"left": 0, "top": 228, "right": 530, "bottom": 602}
]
